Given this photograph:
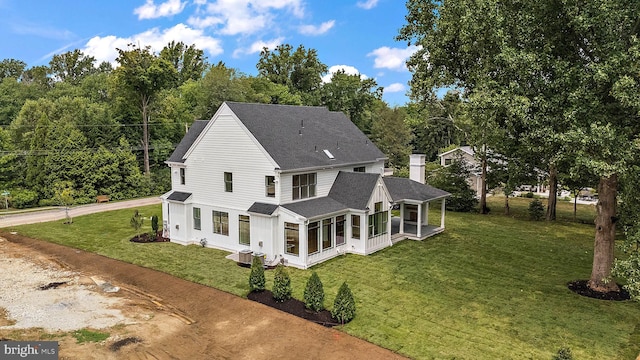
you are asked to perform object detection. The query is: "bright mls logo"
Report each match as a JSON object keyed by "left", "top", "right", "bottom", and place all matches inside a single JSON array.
[{"left": 2, "top": 341, "right": 58, "bottom": 359}]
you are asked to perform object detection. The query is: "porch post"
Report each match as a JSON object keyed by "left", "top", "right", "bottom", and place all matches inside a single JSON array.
[
  {"left": 424, "top": 202, "right": 429, "bottom": 225},
  {"left": 417, "top": 203, "right": 422, "bottom": 238},
  {"left": 399, "top": 203, "right": 404, "bottom": 234},
  {"left": 440, "top": 199, "right": 446, "bottom": 228}
]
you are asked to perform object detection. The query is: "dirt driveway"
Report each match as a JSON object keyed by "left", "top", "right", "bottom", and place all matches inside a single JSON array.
[{"left": 0, "top": 232, "right": 406, "bottom": 360}]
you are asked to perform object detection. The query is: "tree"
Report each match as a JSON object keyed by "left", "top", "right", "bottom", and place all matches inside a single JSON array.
[
  {"left": 399, "top": 0, "right": 640, "bottom": 294},
  {"left": 257, "top": 44, "right": 327, "bottom": 103},
  {"left": 303, "top": 272, "right": 325, "bottom": 311},
  {"left": 0, "top": 59, "right": 26, "bottom": 80},
  {"left": 331, "top": 282, "right": 356, "bottom": 324},
  {"left": 249, "top": 255, "right": 266, "bottom": 292},
  {"left": 272, "top": 264, "right": 292, "bottom": 302},
  {"left": 369, "top": 102, "right": 413, "bottom": 170},
  {"left": 130, "top": 210, "right": 143, "bottom": 235},
  {"left": 49, "top": 49, "right": 97, "bottom": 84},
  {"left": 428, "top": 156, "right": 478, "bottom": 212},
  {"left": 114, "top": 44, "right": 178, "bottom": 175},
  {"left": 160, "top": 41, "right": 207, "bottom": 85}
]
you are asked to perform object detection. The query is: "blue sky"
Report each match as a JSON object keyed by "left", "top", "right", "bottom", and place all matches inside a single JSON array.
[{"left": 0, "top": 0, "right": 418, "bottom": 106}]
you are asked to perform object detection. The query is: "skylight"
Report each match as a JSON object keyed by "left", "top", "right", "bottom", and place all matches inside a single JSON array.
[{"left": 323, "top": 149, "right": 335, "bottom": 159}]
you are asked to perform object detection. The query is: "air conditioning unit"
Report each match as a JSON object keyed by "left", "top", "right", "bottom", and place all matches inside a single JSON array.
[{"left": 238, "top": 249, "right": 253, "bottom": 265}]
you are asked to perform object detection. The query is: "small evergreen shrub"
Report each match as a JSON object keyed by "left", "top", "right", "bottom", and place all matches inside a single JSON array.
[
  {"left": 528, "top": 199, "right": 545, "bottom": 220},
  {"left": 249, "top": 256, "right": 265, "bottom": 292},
  {"left": 552, "top": 347, "right": 573, "bottom": 360},
  {"left": 130, "top": 210, "right": 143, "bottom": 234},
  {"left": 272, "top": 264, "right": 292, "bottom": 302},
  {"left": 331, "top": 282, "right": 356, "bottom": 324},
  {"left": 151, "top": 215, "right": 159, "bottom": 233},
  {"left": 303, "top": 272, "right": 325, "bottom": 311}
]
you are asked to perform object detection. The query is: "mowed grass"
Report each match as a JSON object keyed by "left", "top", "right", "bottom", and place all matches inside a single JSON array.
[{"left": 5, "top": 198, "right": 640, "bottom": 359}]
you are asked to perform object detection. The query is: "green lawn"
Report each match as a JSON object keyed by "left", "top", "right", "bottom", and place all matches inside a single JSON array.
[{"left": 4, "top": 197, "right": 639, "bottom": 359}]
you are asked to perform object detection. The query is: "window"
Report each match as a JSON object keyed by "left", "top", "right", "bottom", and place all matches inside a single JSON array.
[
  {"left": 336, "top": 215, "right": 345, "bottom": 246},
  {"left": 239, "top": 215, "right": 250, "bottom": 245},
  {"left": 322, "top": 218, "right": 333, "bottom": 250},
  {"left": 265, "top": 176, "right": 275, "bottom": 197},
  {"left": 444, "top": 158, "right": 452, "bottom": 166},
  {"left": 308, "top": 221, "right": 319, "bottom": 255},
  {"left": 368, "top": 202, "right": 388, "bottom": 238},
  {"left": 292, "top": 173, "right": 316, "bottom": 200},
  {"left": 353, "top": 166, "right": 365, "bottom": 173},
  {"left": 180, "top": 168, "right": 186, "bottom": 185},
  {"left": 213, "top": 210, "right": 229, "bottom": 235},
  {"left": 224, "top": 172, "right": 233, "bottom": 192},
  {"left": 193, "top": 207, "right": 201, "bottom": 230},
  {"left": 285, "top": 222, "right": 299, "bottom": 256},
  {"left": 351, "top": 215, "right": 360, "bottom": 239}
]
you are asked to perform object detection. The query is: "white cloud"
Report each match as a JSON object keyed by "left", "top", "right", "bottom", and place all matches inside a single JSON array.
[
  {"left": 322, "top": 65, "right": 367, "bottom": 83},
  {"left": 11, "top": 22, "right": 74, "bottom": 40},
  {"left": 82, "top": 23, "right": 223, "bottom": 65},
  {"left": 299, "top": 20, "right": 335, "bottom": 36},
  {"left": 187, "top": 0, "right": 304, "bottom": 35},
  {"left": 134, "top": 0, "right": 186, "bottom": 19},
  {"left": 384, "top": 83, "right": 405, "bottom": 93},
  {"left": 233, "top": 37, "right": 284, "bottom": 57},
  {"left": 356, "top": 0, "right": 378, "bottom": 10},
  {"left": 368, "top": 45, "right": 421, "bottom": 71}
]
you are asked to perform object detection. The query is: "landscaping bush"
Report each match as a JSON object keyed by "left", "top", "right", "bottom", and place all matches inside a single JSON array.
[
  {"left": 552, "top": 347, "right": 573, "bottom": 360},
  {"left": 248, "top": 256, "right": 265, "bottom": 292},
  {"left": 151, "top": 215, "right": 159, "bottom": 240},
  {"left": 9, "top": 189, "right": 39, "bottom": 209},
  {"left": 525, "top": 192, "right": 534, "bottom": 198},
  {"left": 272, "top": 264, "right": 292, "bottom": 302},
  {"left": 303, "top": 272, "right": 325, "bottom": 311},
  {"left": 528, "top": 199, "right": 545, "bottom": 221},
  {"left": 130, "top": 210, "right": 143, "bottom": 234},
  {"left": 332, "top": 282, "right": 356, "bottom": 324}
]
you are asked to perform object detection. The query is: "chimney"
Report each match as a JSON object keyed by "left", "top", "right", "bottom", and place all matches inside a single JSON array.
[{"left": 409, "top": 154, "right": 426, "bottom": 184}]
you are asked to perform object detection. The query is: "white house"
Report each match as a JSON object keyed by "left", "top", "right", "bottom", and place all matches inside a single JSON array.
[
  {"left": 438, "top": 146, "right": 483, "bottom": 194},
  {"left": 161, "top": 102, "right": 449, "bottom": 269}
]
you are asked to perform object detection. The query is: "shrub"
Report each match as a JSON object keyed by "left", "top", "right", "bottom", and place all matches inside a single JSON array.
[
  {"left": 303, "top": 272, "right": 325, "bottom": 311},
  {"left": 525, "top": 192, "right": 534, "bottom": 198},
  {"left": 331, "top": 282, "right": 356, "bottom": 324},
  {"left": 427, "top": 156, "right": 478, "bottom": 212},
  {"left": 552, "top": 347, "right": 573, "bottom": 360},
  {"left": 248, "top": 256, "right": 265, "bottom": 292},
  {"left": 9, "top": 189, "right": 39, "bottom": 209},
  {"left": 528, "top": 199, "right": 545, "bottom": 221},
  {"left": 151, "top": 215, "right": 159, "bottom": 239},
  {"left": 130, "top": 210, "right": 143, "bottom": 234},
  {"left": 272, "top": 264, "right": 292, "bottom": 302}
]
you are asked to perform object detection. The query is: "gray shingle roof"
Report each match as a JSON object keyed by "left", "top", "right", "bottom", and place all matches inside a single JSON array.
[
  {"left": 166, "top": 191, "right": 192, "bottom": 202},
  {"left": 382, "top": 177, "right": 450, "bottom": 202},
  {"left": 247, "top": 202, "right": 279, "bottom": 215},
  {"left": 281, "top": 197, "right": 347, "bottom": 219},
  {"left": 328, "top": 171, "right": 380, "bottom": 210},
  {"left": 226, "top": 102, "right": 386, "bottom": 170},
  {"left": 167, "top": 120, "right": 209, "bottom": 163}
]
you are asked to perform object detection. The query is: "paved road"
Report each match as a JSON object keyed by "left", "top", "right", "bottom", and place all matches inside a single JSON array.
[{"left": 0, "top": 197, "right": 161, "bottom": 228}]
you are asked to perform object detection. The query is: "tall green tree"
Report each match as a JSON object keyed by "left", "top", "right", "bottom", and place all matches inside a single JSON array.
[
  {"left": 49, "top": 49, "right": 97, "bottom": 84},
  {"left": 369, "top": 102, "right": 413, "bottom": 170},
  {"left": 114, "top": 44, "right": 178, "bottom": 175},
  {"left": 0, "top": 59, "right": 26, "bottom": 80},
  {"left": 160, "top": 41, "right": 207, "bottom": 85},
  {"left": 399, "top": 0, "right": 640, "bottom": 293}
]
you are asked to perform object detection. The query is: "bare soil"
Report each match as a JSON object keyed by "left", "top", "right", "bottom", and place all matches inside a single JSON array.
[
  {"left": 0, "top": 232, "right": 406, "bottom": 360},
  {"left": 567, "top": 280, "right": 631, "bottom": 301}
]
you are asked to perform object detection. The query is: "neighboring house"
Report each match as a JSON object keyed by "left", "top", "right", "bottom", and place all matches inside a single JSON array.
[
  {"left": 438, "top": 146, "right": 483, "bottom": 194},
  {"left": 161, "top": 102, "right": 449, "bottom": 269}
]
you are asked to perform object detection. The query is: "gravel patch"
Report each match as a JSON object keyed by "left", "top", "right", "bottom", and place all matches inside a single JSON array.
[{"left": 0, "top": 254, "right": 129, "bottom": 331}]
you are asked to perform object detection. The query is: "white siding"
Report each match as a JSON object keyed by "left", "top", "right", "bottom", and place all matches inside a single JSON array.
[
  {"left": 167, "top": 202, "right": 188, "bottom": 244},
  {"left": 364, "top": 178, "right": 393, "bottom": 255}
]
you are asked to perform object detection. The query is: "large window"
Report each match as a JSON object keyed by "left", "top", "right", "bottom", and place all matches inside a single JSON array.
[
  {"left": 239, "top": 215, "right": 250, "bottom": 245},
  {"left": 213, "top": 210, "right": 229, "bottom": 235},
  {"left": 285, "top": 223, "right": 299, "bottom": 256},
  {"left": 193, "top": 207, "right": 201, "bottom": 230},
  {"left": 224, "top": 172, "right": 233, "bottom": 192},
  {"left": 308, "top": 221, "right": 319, "bottom": 255},
  {"left": 265, "top": 176, "right": 275, "bottom": 197},
  {"left": 353, "top": 166, "right": 365, "bottom": 173},
  {"left": 180, "top": 168, "right": 186, "bottom": 185},
  {"left": 292, "top": 173, "right": 316, "bottom": 200},
  {"left": 336, "top": 215, "right": 345, "bottom": 246},
  {"left": 351, "top": 215, "right": 360, "bottom": 239},
  {"left": 368, "top": 202, "right": 388, "bottom": 238},
  {"left": 322, "top": 218, "right": 333, "bottom": 250}
]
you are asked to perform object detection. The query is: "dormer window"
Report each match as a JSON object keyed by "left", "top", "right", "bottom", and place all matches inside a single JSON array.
[{"left": 292, "top": 173, "right": 316, "bottom": 200}]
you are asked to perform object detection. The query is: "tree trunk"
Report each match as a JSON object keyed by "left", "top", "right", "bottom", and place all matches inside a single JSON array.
[
  {"left": 573, "top": 190, "right": 578, "bottom": 221},
  {"left": 479, "top": 148, "right": 489, "bottom": 214},
  {"left": 504, "top": 193, "right": 510, "bottom": 216},
  {"left": 588, "top": 174, "right": 620, "bottom": 293},
  {"left": 141, "top": 96, "right": 150, "bottom": 176},
  {"left": 546, "top": 165, "right": 557, "bottom": 221}
]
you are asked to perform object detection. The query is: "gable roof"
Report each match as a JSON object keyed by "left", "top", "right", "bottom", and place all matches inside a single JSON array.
[
  {"left": 382, "top": 177, "right": 450, "bottom": 202},
  {"left": 438, "top": 146, "right": 474, "bottom": 158},
  {"left": 167, "top": 120, "right": 209, "bottom": 163},
  {"left": 247, "top": 202, "right": 279, "bottom": 215},
  {"left": 225, "top": 102, "right": 386, "bottom": 171},
  {"left": 166, "top": 191, "right": 192, "bottom": 202}
]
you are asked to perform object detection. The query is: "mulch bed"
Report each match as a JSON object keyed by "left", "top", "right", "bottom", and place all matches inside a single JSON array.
[
  {"left": 130, "top": 232, "right": 169, "bottom": 243},
  {"left": 567, "top": 280, "right": 631, "bottom": 301},
  {"left": 247, "top": 290, "right": 341, "bottom": 327}
]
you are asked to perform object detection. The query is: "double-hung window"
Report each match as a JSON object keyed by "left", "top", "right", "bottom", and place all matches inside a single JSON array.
[
  {"left": 292, "top": 173, "right": 316, "bottom": 200},
  {"left": 180, "top": 168, "right": 186, "bottom": 185},
  {"left": 193, "top": 207, "right": 201, "bottom": 230},
  {"left": 224, "top": 172, "right": 233, "bottom": 192},
  {"left": 265, "top": 176, "right": 275, "bottom": 197},
  {"left": 213, "top": 210, "right": 229, "bottom": 235},
  {"left": 239, "top": 215, "right": 250, "bottom": 245}
]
